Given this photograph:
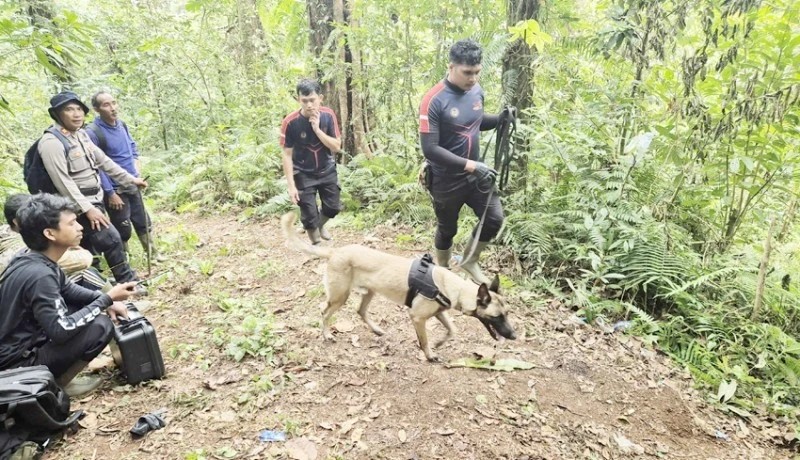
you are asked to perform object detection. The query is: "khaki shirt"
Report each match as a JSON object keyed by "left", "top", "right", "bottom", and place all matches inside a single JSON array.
[
  {"left": 38, "top": 123, "right": 135, "bottom": 213},
  {"left": 0, "top": 225, "right": 94, "bottom": 275}
]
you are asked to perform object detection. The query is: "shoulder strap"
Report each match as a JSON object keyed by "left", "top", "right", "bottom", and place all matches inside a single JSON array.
[
  {"left": 43, "top": 127, "right": 71, "bottom": 159},
  {"left": 17, "top": 401, "right": 82, "bottom": 431},
  {"left": 85, "top": 123, "right": 106, "bottom": 151},
  {"left": 41, "top": 127, "right": 73, "bottom": 176}
]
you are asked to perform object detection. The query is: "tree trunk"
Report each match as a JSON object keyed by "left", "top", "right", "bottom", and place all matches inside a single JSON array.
[
  {"left": 307, "top": 0, "right": 373, "bottom": 162},
  {"left": 502, "top": 0, "right": 540, "bottom": 192},
  {"left": 751, "top": 216, "right": 777, "bottom": 322}
]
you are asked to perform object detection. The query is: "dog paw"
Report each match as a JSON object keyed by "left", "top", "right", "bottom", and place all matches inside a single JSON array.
[
  {"left": 322, "top": 331, "right": 336, "bottom": 342},
  {"left": 426, "top": 355, "right": 443, "bottom": 363}
]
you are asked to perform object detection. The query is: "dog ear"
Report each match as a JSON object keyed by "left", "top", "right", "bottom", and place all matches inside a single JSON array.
[
  {"left": 477, "top": 283, "right": 491, "bottom": 307},
  {"left": 489, "top": 275, "right": 500, "bottom": 293}
]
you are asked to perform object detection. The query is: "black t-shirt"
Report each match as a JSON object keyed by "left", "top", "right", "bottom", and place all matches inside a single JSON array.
[
  {"left": 419, "top": 79, "right": 485, "bottom": 178},
  {"left": 280, "top": 108, "right": 340, "bottom": 175}
]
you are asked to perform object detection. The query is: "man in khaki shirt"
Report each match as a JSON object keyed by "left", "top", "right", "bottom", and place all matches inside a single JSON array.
[{"left": 38, "top": 91, "right": 147, "bottom": 284}]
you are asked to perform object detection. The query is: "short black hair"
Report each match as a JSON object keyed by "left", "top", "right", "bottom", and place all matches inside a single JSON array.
[
  {"left": 91, "top": 91, "right": 112, "bottom": 109},
  {"left": 449, "top": 39, "right": 482, "bottom": 66},
  {"left": 3, "top": 194, "right": 31, "bottom": 228},
  {"left": 17, "top": 194, "right": 79, "bottom": 251},
  {"left": 296, "top": 79, "right": 322, "bottom": 97}
]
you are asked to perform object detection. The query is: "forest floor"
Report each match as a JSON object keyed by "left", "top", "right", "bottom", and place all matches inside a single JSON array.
[{"left": 47, "top": 212, "right": 797, "bottom": 460}]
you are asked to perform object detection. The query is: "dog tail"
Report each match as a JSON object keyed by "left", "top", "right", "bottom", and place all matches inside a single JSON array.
[{"left": 281, "top": 212, "right": 333, "bottom": 259}]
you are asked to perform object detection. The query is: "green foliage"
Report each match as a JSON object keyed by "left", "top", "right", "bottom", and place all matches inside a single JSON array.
[{"left": 209, "top": 297, "right": 284, "bottom": 363}]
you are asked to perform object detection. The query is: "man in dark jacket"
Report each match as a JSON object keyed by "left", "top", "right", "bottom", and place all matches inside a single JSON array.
[{"left": 0, "top": 194, "right": 136, "bottom": 396}]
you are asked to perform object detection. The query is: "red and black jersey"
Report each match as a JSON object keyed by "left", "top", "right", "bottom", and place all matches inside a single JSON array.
[
  {"left": 419, "top": 79, "right": 485, "bottom": 176},
  {"left": 280, "top": 108, "right": 340, "bottom": 176}
]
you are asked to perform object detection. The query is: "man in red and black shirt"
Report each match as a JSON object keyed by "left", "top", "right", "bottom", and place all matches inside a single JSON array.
[
  {"left": 280, "top": 79, "right": 342, "bottom": 244},
  {"left": 419, "top": 39, "right": 505, "bottom": 285}
]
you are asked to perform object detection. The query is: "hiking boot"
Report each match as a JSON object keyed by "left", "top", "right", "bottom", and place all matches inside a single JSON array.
[
  {"left": 137, "top": 232, "right": 167, "bottom": 263},
  {"left": 57, "top": 360, "right": 104, "bottom": 398},
  {"left": 63, "top": 374, "right": 104, "bottom": 398},
  {"left": 308, "top": 228, "right": 322, "bottom": 245},
  {"left": 129, "top": 300, "right": 152, "bottom": 314},
  {"left": 458, "top": 240, "right": 491, "bottom": 285},
  {"left": 131, "top": 282, "right": 148, "bottom": 297},
  {"left": 435, "top": 248, "right": 452, "bottom": 268},
  {"left": 319, "top": 215, "right": 332, "bottom": 241},
  {"left": 319, "top": 226, "right": 332, "bottom": 241}
]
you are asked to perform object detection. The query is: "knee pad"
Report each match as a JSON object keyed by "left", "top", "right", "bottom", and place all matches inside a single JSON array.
[
  {"left": 92, "top": 227, "right": 123, "bottom": 253},
  {"left": 116, "top": 219, "right": 133, "bottom": 242}
]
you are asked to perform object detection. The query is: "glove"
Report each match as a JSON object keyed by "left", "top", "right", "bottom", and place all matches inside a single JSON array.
[
  {"left": 472, "top": 162, "right": 497, "bottom": 184},
  {"left": 502, "top": 106, "right": 517, "bottom": 123}
]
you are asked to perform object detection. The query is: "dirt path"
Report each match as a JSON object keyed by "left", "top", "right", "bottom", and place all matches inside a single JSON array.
[{"left": 48, "top": 213, "right": 792, "bottom": 460}]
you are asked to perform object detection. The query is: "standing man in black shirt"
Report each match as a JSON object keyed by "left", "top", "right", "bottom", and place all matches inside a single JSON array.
[
  {"left": 419, "top": 39, "right": 505, "bottom": 285},
  {"left": 280, "top": 79, "right": 342, "bottom": 244}
]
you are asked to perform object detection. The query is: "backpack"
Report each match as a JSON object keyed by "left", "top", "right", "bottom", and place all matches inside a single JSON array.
[
  {"left": 0, "top": 366, "right": 83, "bottom": 459},
  {"left": 85, "top": 121, "right": 128, "bottom": 153},
  {"left": 22, "top": 128, "right": 71, "bottom": 195}
]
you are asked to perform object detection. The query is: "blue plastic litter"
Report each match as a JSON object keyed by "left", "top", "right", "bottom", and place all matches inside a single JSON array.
[
  {"left": 259, "top": 430, "right": 287, "bottom": 442},
  {"left": 714, "top": 430, "right": 730, "bottom": 441},
  {"left": 613, "top": 320, "right": 633, "bottom": 332}
]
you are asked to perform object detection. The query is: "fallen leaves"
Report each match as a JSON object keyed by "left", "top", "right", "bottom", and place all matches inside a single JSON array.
[
  {"left": 446, "top": 357, "right": 536, "bottom": 371},
  {"left": 433, "top": 427, "right": 456, "bottom": 436},
  {"left": 333, "top": 319, "right": 355, "bottom": 333},
  {"left": 202, "top": 371, "right": 243, "bottom": 391},
  {"left": 285, "top": 437, "right": 317, "bottom": 460},
  {"left": 612, "top": 433, "right": 645, "bottom": 455}
]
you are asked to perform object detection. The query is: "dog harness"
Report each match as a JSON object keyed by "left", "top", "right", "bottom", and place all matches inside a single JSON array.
[{"left": 404, "top": 253, "right": 451, "bottom": 309}]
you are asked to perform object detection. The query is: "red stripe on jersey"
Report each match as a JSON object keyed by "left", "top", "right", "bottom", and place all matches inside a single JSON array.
[
  {"left": 279, "top": 110, "right": 302, "bottom": 147},
  {"left": 419, "top": 81, "right": 446, "bottom": 133},
  {"left": 319, "top": 106, "right": 341, "bottom": 138}
]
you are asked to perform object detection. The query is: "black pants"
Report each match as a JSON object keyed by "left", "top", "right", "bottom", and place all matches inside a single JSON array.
[
  {"left": 77, "top": 203, "right": 137, "bottom": 283},
  {"left": 104, "top": 188, "right": 150, "bottom": 243},
  {"left": 295, "top": 170, "right": 341, "bottom": 230},
  {"left": 32, "top": 315, "right": 114, "bottom": 378},
  {"left": 430, "top": 175, "right": 504, "bottom": 250}
]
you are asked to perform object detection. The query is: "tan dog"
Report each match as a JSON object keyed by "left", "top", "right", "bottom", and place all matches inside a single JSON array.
[{"left": 281, "top": 212, "right": 516, "bottom": 361}]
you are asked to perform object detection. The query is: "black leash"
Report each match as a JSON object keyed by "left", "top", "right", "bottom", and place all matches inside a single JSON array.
[
  {"left": 480, "top": 107, "right": 516, "bottom": 192},
  {"left": 461, "top": 107, "right": 515, "bottom": 265},
  {"left": 461, "top": 184, "right": 494, "bottom": 266}
]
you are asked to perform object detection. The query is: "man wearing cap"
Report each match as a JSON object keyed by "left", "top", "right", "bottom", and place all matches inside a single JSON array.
[{"left": 38, "top": 91, "right": 147, "bottom": 285}]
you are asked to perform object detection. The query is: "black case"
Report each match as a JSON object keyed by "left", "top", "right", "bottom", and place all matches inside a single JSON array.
[{"left": 111, "top": 317, "right": 165, "bottom": 385}]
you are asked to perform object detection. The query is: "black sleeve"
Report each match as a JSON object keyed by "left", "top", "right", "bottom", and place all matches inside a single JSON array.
[
  {"left": 420, "top": 132, "right": 469, "bottom": 169},
  {"left": 480, "top": 113, "right": 499, "bottom": 131},
  {"left": 31, "top": 271, "right": 113, "bottom": 344},
  {"left": 61, "top": 277, "right": 104, "bottom": 307}
]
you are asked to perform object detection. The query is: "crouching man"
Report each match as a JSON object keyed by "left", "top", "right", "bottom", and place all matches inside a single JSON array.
[{"left": 0, "top": 194, "right": 136, "bottom": 397}]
